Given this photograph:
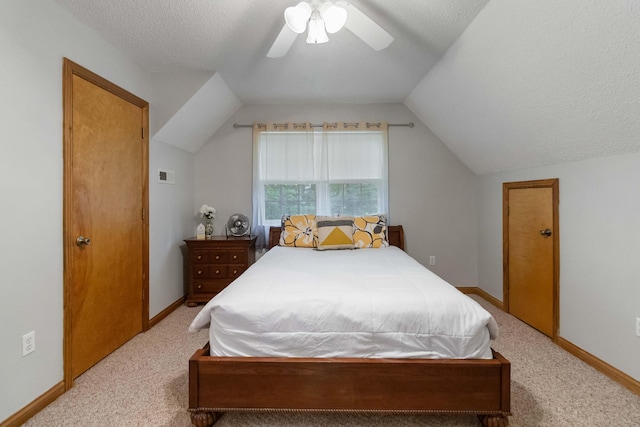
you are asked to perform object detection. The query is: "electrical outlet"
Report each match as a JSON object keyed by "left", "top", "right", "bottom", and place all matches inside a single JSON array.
[
  {"left": 429, "top": 256, "right": 436, "bottom": 266},
  {"left": 636, "top": 317, "right": 640, "bottom": 338},
  {"left": 22, "top": 331, "right": 35, "bottom": 356}
]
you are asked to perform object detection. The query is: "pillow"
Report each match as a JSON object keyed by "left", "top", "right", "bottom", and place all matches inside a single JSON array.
[
  {"left": 279, "top": 214, "right": 317, "bottom": 248},
  {"left": 353, "top": 214, "right": 389, "bottom": 248},
  {"left": 316, "top": 217, "right": 355, "bottom": 250}
]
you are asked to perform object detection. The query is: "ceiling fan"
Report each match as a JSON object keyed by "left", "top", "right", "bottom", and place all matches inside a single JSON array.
[{"left": 267, "top": 1, "right": 393, "bottom": 58}]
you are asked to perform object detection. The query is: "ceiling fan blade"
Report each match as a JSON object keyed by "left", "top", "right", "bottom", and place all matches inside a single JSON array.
[
  {"left": 339, "top": 2, "right": 393, "bottom": 51},
  {"left": 267, "top": 24, "right": 299, "bottom": 58}
]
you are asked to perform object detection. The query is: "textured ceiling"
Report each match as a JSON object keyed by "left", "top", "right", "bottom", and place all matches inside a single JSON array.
[
  {"left": 53, "top": 0, "right": 640, "bottom": 174},
  {"left": 53, "top": 0, "right": 489, "bottom": 104},
  {"left": 406, "top": 0, "right": 640, "bottom": 174}
]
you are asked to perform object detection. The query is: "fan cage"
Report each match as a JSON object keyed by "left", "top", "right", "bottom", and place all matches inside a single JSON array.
[{"left": 226, "top": 214, "right": 251, "bottom": 237}]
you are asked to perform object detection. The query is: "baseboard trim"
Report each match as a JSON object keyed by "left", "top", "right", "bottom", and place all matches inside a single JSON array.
[
  {"left": 457, "top": 286, "right": 504, "bottom": 310},
  {"left": 462, "top": 286, "right": 640, "bottom": 397},
  {"left": 1, "top": 297, "right": 186, "bottom": 426},
  {"left": 4, "top": 292, "right": 637, "bottom": 427},
  {"left": 149, "top": 295, "right": 186, "bottom": 328},
  {"left": 557, "top": 337, "right": 640, "bottom": 396},
  {"left": 0, "top": 381, "right": 65, "bottom": 427}
]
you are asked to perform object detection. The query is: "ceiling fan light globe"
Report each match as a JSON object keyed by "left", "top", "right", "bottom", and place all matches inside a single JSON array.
[
  {"left": 285, "top": 2, "right": 312, "bottom": 34},
  {"left": 319, "top": 2, "right": 347, "bottom": 34},
  {"left": 306, "top": 12, "right": 329, "bottom": 44}
]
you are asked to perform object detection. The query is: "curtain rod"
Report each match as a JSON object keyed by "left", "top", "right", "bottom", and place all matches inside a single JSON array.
[{"left": 233, "top": 122, "right": 414, "bottom": 129}]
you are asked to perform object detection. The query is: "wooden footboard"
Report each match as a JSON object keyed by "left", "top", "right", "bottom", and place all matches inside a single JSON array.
[{"left": 188, "top": 344, "right": 511, "bottom": 426}]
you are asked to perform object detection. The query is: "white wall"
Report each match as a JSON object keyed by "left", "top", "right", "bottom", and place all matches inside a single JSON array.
[
  {"left": 194, "top": 103, "right": 479, "bottom": 287},
  {"left": 477, "top": 152, "right": 640, "bottom": 381},
  {"left": 148, "top": 141, "right": 195, "bottom": 317},
  {"left": 404, "top": 0, "right": 640, "bottom": 386},
  {"left": 0, "top": 0, "right": 194, "bottom": 421}
]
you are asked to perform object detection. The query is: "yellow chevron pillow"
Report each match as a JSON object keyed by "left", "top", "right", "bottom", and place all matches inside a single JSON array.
[
  {"left": 279, "top": 214, "right": 317, "bottom": 248},
  {"left": 316, "top": 217, "right": 355, "bottom": 250},
  {"left": 353, "top": 214, "right": 389, "bottom": 248}
]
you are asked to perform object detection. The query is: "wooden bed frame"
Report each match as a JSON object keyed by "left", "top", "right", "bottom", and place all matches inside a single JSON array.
[{"left": 188, "top": 225, "right": 511, "bottom": 426}]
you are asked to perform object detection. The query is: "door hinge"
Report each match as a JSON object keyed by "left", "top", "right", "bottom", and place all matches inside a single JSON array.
[
  {"left": 142, "top": 208, "right": 145, "bottom": 221},
  {"left": 142, "top": 127, "right": 144, "bottom": 138}
]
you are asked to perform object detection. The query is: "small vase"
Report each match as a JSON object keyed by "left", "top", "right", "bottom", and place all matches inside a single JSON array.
[{"left": 205, "top": 219, "right": 214, "bottom": 239}]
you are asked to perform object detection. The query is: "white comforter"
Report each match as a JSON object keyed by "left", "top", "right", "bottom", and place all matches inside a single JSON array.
[{"left": 189, "top": 246, "right": 498, "bottom": 359}]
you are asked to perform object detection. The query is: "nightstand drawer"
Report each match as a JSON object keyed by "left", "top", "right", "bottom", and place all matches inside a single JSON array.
[
  {"left": 228, "top": 264, "right": 245, "bottom": 279},
  {"left": 191, "top": 250, "right": 228, "bottom": 264},
  {"left": 184, "top": 236, "right": 257, "bottom": 306},
  {"left": 192, "top": 265, "right": 227, "bottom": 279},
  {"left": 192, "top": 279, "right": 230, "bottom": 294},
  {"left": 227, "top": 250, "right": 247, "bottom": 264}
]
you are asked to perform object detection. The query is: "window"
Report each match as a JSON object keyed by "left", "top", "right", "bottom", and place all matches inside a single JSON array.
[
  {"left": 252, "top": 122, "right": 388, "bottom": 245},
  {"left": 265, "top": 183, "right": 316, "bottom": 219},
  {"left": 329, "top": 183, "right": 379, "bottom": 216}
]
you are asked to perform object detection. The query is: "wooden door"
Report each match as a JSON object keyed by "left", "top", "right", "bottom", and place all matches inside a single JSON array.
[
  {"left": 503, "top": 179, "right": 559, "bottom": 339},
  {"left": 63, "top": 59, "right": 149, "bottom": 385}
]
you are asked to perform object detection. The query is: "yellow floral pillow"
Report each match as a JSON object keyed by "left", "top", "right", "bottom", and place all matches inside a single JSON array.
[
  {"left": 279, "top": 214, "right": 317, "bottom": 248},
  {"left": 353, "top": 215, "right": 389, "bottom": 248}
]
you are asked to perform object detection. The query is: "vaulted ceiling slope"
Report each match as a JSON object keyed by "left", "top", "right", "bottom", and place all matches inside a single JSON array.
[
  {"left": 55, "top": 0, "right": 640, "bottom": 174},
  {"left": 152, "top": 73, "right": 241, "bottom": 153},
  {"left": 407, "top": 0, "right": 640, "bottom": 174},
  {"left": 53, "top": 0, "right": 489, "bottom": 104}
]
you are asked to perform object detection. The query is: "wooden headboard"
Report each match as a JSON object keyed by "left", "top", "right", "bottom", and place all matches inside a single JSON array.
[{"left": 268, "top": 225, "right": 405, "bottom": 251}]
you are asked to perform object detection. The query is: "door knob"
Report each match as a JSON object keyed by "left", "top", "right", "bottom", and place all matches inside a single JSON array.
[
  {"left": 539, "top": 229, "right": 552, "bottom": 237},
  {"left": 76, "top": 236, "right": 92, "bottom": 246}
]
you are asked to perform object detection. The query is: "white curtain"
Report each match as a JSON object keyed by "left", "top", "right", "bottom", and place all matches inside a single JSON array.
[
  {"left": 321, "top": 122, "right": 388, "bottom": 214},
  {"left": 252, "top": 121, "right": 389, "bottom": 248},
  {"left": 252, "top": 122, "right": 314, "bottom": 248}
]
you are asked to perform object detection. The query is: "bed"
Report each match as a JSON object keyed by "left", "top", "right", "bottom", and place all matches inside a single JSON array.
[{"left": 187, "top": 225, "right": 511, "bottom": 426}]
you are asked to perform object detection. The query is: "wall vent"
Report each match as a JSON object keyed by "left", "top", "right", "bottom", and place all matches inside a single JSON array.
[{"left": 158, "top": 169, "right": 176, "bottom": 184}]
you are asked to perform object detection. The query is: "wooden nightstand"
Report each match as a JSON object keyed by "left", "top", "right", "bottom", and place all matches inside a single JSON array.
[{"left": 184, "top": 236, "right": 257, "bottom": 307}]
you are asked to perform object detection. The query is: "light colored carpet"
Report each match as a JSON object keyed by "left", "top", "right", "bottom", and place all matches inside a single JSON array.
[{"left": 23, "top": 296, "right": 640, "bottom": 427}]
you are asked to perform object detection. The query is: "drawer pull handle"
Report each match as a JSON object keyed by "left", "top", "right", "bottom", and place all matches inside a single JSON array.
[
  {"left": 197, "top": 270, "right": 202, "bottom": 275},
  {"left": 233, "top": 270, "right": 238, "bottom": 275},
  {"left": 197, "top": 285, "right": 202, "bottom": 289},
  {"left": 215, "top": 255, "right": 220, "bottom": 260},
  {"left": 197, "top": 255, "right": 202, "bottom": 260},
  {"left": 215, "top": 270, "right": 220, "bottom": 275},
  {"left": 232, "top": 255, "right": 237, "bottom": 260}
]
